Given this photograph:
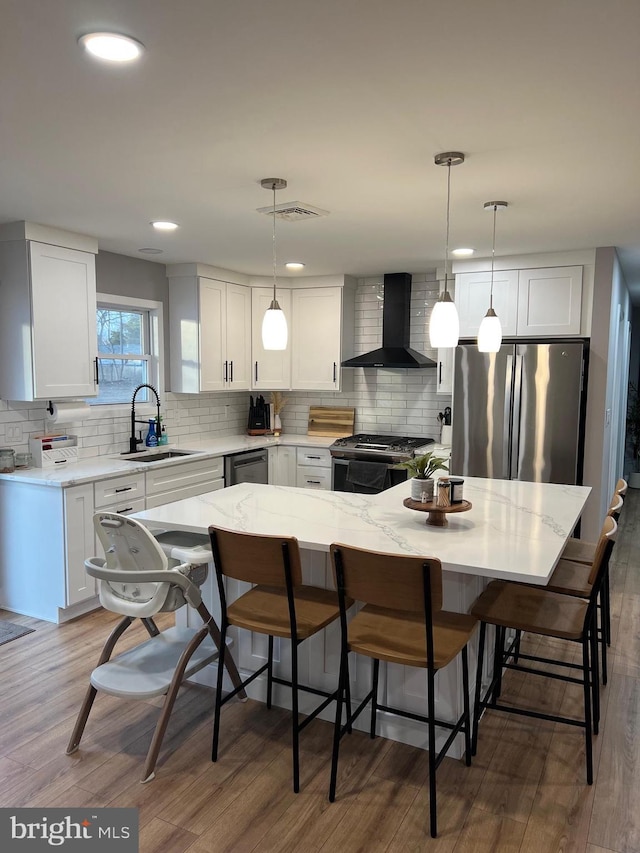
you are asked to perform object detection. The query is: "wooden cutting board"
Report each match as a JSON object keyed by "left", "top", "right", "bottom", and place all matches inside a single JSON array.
[{"left": 307, "top": 406, "right": 355, "bottom": 438}]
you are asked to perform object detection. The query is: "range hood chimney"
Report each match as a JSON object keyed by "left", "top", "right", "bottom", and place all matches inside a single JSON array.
[{"left": 342, "top": 273, "right": 437, "bottom": 369}]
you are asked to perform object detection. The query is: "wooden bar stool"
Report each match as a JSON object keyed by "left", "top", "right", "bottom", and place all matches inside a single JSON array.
[
  {"left": 208, "top": 525, "right": 352, "bottom": 793},
  {"left": 328, "top": 543, "right": 477, "bottom": 839},
  {"left": 513, "top": 488, "right": 624, "bottom": 685},
  {"left": 471, "top": 516, "right": 617, "bottom": 785},
  {"left": 561, "top": 479, "right": 626, "bottom": 652}
]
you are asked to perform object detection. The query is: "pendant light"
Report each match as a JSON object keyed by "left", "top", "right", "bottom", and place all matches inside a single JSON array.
[
  {"left": 429, "top": 152, "right": 464, "bottom": 349},
  {"left": 477, "top": 201, "right": 508, "bottom": 353},
  {"left": 261, "top": 178, "right": 288, "bottom": 350}
]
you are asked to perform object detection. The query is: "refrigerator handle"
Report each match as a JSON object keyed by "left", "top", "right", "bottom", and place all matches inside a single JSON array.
[
  {"left": 510, "top": 354, "right": 524, "bottom": 479},
  {"left": 503, "top": 354, "right": 514, "bottom": 477}
]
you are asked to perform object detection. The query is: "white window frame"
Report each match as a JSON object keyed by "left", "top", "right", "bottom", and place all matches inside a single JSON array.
[{"left": 87, "top": 293, "right": 164, "bottom": 418}]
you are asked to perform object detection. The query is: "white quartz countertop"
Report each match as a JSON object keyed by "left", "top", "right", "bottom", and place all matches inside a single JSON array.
[
  {"left": 0, "top": 434, "right": 336, "bottom": 488},
  {"left": 132, "top": 477, "right": 591, "bottom": 585}
]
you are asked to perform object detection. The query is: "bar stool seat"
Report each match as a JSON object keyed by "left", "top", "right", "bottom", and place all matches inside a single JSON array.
[
  {"left": 349, "top": 605, "right": 477, "bottom": 668},
  {"left": 543, "top": 559, "right": 592, "bottom": 597},
  {"left": 228, "top": 584, "right": 350, "bottom": 639}
]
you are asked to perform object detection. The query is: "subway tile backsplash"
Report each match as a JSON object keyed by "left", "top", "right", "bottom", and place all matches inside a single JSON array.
[{"left": 0, "top": 273, "right": 450, "bottom": 457}]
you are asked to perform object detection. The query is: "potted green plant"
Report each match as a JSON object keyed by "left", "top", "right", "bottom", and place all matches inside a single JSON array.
[
  {"left": 398, "top": 450, "right": 449, "bottom": 501},
  {"left": 627, "top": 382, "right": 640, "bottom": 488}
]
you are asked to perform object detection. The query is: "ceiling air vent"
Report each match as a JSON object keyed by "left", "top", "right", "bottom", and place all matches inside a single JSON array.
[{"left": 256, "top": 201, "right": 329, "bottom": 221}]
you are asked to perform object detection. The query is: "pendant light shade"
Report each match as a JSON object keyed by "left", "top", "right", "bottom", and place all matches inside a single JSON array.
[
  {"left": 477, "top": 201, "right": 508, "bottom": 353},
  {"left": 429, "top": 292, "right": 460, "bottom": 348},
  {"left": 429, "top": 152, "right": 464, "bottom": 349},
  {"left": 261, "top": 177, "right": 288, "bottom": 351}
]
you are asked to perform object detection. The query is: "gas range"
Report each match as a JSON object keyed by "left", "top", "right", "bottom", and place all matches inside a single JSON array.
[{"left": 329, "top": 433, "right": 435, "bottom": 463}]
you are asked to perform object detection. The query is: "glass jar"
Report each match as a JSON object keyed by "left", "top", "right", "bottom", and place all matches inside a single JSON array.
[
  {"left": 14, "top": 452, "right": 32, "bottom": 469},
  {"left": 0, "top": 448, "right": 15, "bottom": 473}
]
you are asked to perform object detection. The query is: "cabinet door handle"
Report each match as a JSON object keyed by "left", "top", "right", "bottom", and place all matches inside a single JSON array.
[
  {"left": 307, "top": 480, "right": 321, "bottom": 485},
  {"left": 114, "top": 486, "right": 132, "bottom": 493},
  {"left": 115, "top": 506, "right": 133, "bottom": 514},
  {"left": 224, "top": 361, "right": 228, "bottom": 382},
  {"left": 94, "top": 357, "right": 100, "bottom": 386},
  {"left": 230, "top": 360, "right": 233, "bottom": 382},
  {"left": 333, "top": 362, "right": 337, "bottom": 382},
  {"left": 308, "top": 455, "right": 321, "bottom": 459},
  {"left": 255, "top": 361, "right": 258, "bottom": 383},
  {"left": 439, "top": 362, "right": 442, "bottom": 385}
]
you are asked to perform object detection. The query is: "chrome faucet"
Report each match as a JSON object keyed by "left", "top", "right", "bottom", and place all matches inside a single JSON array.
[{"left": 129, "top": 383, "right": 161, "bottom": 453}]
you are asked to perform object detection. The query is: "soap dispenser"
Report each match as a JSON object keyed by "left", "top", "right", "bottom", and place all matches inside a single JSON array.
[{"left": 145, "top": 419, "right": 158, "bottom": 447}]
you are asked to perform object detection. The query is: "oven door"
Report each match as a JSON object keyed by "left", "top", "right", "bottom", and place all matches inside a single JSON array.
[{"left": 332, "top": 458, "right": 407, "bottom": 494}]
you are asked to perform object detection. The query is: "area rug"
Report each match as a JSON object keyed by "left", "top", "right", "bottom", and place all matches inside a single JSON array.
[{"left": 0, "top": 620, "right": 35, "bottom": 646}]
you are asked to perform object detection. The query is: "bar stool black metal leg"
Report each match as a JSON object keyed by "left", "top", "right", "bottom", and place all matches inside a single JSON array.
[
  {"left": 493, "top": 626, "right": 504, "bottom": 702},
  {"left": 427, "top": 666, "right": 437, "bottom": 838},
  {"left": 212, "top": 623, "right": 227, "bottom": 762},
  {"left": 461, "top": 645, "right": 472, "bottom": 767},
  {"left": 291, "top": 639, "right": 300, "bottom": 793},
  {"left": 329, "top": 649, "right": 348, "bottom": 802},
  {"left": 590, "top": 611, "right": 600, "bottom": 735},
  {"left": 472, "top": 621, "right": 487, "bottom": 756},
  {"left": 604, "top": 565, "right": 611, "bottom": 647},
  {"left": 370, "top": 658, "right": 380, "bottom": 739},
  {"left": 266, "top": 635, "right": 274, "bottom": 709},
  {"left": 582, "top": 634, "right": 593, "bottom": 785}
]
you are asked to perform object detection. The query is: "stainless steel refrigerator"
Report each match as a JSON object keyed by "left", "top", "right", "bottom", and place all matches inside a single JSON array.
[{"left": 451, "top": 342, "right": 588, "bottom": 484}]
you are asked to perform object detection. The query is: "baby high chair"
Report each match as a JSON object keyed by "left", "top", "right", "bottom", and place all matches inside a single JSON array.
[{"left": 66, "top": 511, "right": 245, "bottom": 783}]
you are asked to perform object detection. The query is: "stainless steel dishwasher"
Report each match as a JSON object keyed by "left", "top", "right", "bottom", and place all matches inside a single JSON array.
[{"left": 224, "top": 448, "right": 269, "bottom": 486}]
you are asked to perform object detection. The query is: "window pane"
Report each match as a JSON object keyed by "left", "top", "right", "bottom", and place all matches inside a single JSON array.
[
  {"left": 97, "top": 309, "right": 144, "bottom": 356},
  {"left": 94, "top": 358, "right": 148, "bottom": 404}
]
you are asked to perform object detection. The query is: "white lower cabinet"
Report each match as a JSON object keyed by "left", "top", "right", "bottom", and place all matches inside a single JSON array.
[
  {"left": 64, "top": 484, "right": 97, "bottom": 607},
  {"left": 145, "top": 456, "right": 224, "bottom": 507},
  {"left": 296, "top": 446, "right": 332, "bottom": 490},
  {"left": 268, "top": 445, "right": 297, "bottom": 486}
]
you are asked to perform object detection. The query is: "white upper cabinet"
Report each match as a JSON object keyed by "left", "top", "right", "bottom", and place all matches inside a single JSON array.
[
  {"left": 291, "top": 285, "right": 355, "bottom": 391},
  {"left": 251, "top": 287, "right": 292, "bottom": 390},
  {"left": 516, "top": 266, "right": 583, "bottom": 336},
  {"left": 455, "top": 270, "right": 519, "bottom": 338},
  {"left": 168, "top": 272, "right": 251, "bottom": 393},
  {"left": 455, "top": 266, "right": 583, "bottom": 339},
  {"left": 0, "top": 226, "right": 98, "bottom": 401}
]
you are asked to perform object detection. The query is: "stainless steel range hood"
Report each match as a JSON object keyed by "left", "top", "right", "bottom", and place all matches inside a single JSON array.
[{"left": 342, "top": 272, "right": 437, "bottom": 369}]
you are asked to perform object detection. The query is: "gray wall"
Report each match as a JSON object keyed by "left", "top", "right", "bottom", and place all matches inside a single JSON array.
[{"left": 95, "top": 251, "right": 170, "bottom": 386}]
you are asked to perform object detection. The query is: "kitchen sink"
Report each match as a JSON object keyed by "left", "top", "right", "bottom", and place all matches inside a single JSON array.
[{"left": 119, "top": 449, "right": 201, "bottom": 463}]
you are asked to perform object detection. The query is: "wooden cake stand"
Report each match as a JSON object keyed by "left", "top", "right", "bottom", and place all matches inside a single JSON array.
[{"left": 403, "top": 498, "right": 472, "bottom": 527}]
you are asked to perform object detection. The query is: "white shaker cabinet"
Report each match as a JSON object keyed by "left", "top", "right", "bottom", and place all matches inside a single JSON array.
[
  {"left": 268, "top": 445, "right": 297, "bottom": 486},
  {"left": 436, "top": 347, "right": 454, "bottom": 395},
  {"left": 0, "top": 226, "right": 98, "bottom": 401},
  {"left": 455, "top": 270, "right": 519, "bottom": 338},
  {"left": 291, "top": 286, "right": 355, "bottom": 391},
  {"left": 251, "top": 287, "right": 292, "bottom": 390},
  {"left": 455, "top": 266, "right": 583, "bottom": 339},
  {"left": 516, "top": 266, "right": 583, "bottom": 336},
  {"left": 168, "top": 272, "right": 251, "bottom": 393}
]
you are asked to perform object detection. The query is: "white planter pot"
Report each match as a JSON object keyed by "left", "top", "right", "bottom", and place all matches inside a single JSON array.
[
  {"left": 411, "top": 477, "right": 434, "bottom": 502},
  {"left": 629, "top": 471, "right": 640, "bottom": 489}
]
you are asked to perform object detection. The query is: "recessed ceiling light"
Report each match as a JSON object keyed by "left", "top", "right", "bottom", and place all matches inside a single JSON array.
[
  {"left": 138, "top": 248, "right": 164, "bottom": 255},
  {"left": 452, "top": 247, "right": 475, "bottom": 257},
  {"left": 78, "top": 32, "right": 144, "bottom": 62},
  {"left": 151, "top": 220, "right": 179, "bottom": 231},
  {"left": 285, "top": 262, "right": 305, "bottom": 270}
]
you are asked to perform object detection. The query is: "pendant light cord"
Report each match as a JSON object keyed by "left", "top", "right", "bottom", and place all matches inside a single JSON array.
[
  {"left": 444, "top": 158, "right": 452, "bottom": 295},
  {"left": 272, "top": 183, "right": 277, "bottom": 304},
  {"left": 489, "top": 203, "right": 497, "bottom": 309}
]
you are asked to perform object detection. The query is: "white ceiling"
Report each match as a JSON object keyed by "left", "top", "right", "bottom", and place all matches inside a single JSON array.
[{"left": 2, "top": 0, "right": 640, "bottom": 296}]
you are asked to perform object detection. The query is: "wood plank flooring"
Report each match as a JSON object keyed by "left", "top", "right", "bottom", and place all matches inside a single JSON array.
[{"left": 2, "top": 491, "right": 640, "bottom": 852}]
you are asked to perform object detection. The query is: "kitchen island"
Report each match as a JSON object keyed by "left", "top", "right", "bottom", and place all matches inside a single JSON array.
[{"left": 132, "top": 476, "right": 591, "bottom": 755}]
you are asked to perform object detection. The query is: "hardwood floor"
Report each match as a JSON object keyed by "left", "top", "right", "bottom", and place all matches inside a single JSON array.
[{"left": 2, "top": 491, "right": 640, "bottom": 852}]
